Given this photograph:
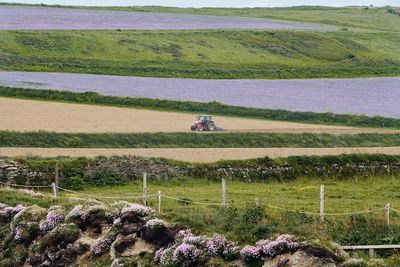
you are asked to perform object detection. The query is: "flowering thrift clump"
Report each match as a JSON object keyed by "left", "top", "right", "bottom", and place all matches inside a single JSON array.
[
  {"left": 240, "top": 245, "right": 261, "bottom": 263},
  {"left": 121, "top": 203, "right": 154, "bottom": 217},
  {"left": 172, "top": 243, "right": 202, "bottom": 266},
  {"left": 240, "top": 235, "right": 300, "bottom": 263},
  {"left": 39, "top": 211, "right": 64, "bottom": 234},
  {"left": 146, "top": 219, "right": 167, "bottom": 232},
  {"left": 206, "top": 234, "right": 239, "bottom": 260},
  {"left": 66, "top": 205, "right": 88, "bottom": 222},
  {"left": 155, "top": 230, "right": 239, "bottom": 266},
  {"left": 14, "top": 225, "right": 23, "bottom": 242}
]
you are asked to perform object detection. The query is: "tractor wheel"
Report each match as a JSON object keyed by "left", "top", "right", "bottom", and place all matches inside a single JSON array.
[
  {"left": 197, "top": 125, "right": 205, "bottom": 131},
  {"left": 207, "top": 122, "right": 216, "bottom": 131}
]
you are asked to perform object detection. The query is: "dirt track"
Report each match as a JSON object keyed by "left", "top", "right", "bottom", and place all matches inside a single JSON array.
[
  {"left": 1, "top": 98, "right": 398, "bottom": 134},
  {"left": 1, "top": 147, "right": 400, "bottom": 163}
]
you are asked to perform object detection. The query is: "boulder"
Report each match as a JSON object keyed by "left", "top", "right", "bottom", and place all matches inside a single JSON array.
[
  {"left": 263, "top": 251, "right": 337, "bottom": 267},
  {"left": 114, "top": 234, "right": 136, "bottom": 253},
  {"left": 121, "top": 223, "right": 139, "bottom": 235}
]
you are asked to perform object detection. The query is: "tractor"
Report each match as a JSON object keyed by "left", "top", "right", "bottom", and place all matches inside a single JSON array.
[{"left": 190, "top": 114, "right": 217, "bottom": 131}]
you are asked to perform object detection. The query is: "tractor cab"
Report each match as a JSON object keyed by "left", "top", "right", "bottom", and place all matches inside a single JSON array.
[{"left": 197, "top": 115, "right": 212, "bottom": 124}]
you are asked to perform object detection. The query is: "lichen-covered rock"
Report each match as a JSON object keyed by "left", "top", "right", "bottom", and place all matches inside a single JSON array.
[
  {"left": 38, "top": 223, "right": 81, "bottom": 252},
  {"left": 263, "top": 250, "right": 336, "bottom": 267},
  {"left": 114, "top": 234, "right": 136, "bottom": 254}
]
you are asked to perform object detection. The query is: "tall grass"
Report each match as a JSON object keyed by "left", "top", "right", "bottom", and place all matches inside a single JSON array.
[{"left": 2, "top": 131, "right": 400, "bottom": 148}]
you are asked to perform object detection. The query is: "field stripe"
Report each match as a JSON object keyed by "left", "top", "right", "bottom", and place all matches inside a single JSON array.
[
  {"left": 0, "top": 6, "right": 329, "bottom": 30},
  {"left": 1, "top": 72, "right": 399, "bottom": 118},
  {"left": 1, "top": 147, "right": 400, "bottom": 163},
  {"left": 4, "top": 97, "right": 395, "bottom": 134}
]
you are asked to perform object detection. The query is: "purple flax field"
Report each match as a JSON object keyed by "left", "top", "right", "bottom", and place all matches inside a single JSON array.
[
  {"left": 0, "top": 71, "right": 399, "bottom": 118},
  {"left": 0, "top": 6, "right": 330, "bottom": 30}
]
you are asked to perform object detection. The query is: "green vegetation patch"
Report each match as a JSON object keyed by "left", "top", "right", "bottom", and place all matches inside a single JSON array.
[
  {"left": 2, "top": 131, "right": 400, "bottom": 148},
  {"left": 3, "top": 176, "right": 400, "bottom": 248},
  {"left": 0, "top": 30, "right": 399, "bottom": 79},
  {"left": 1, "top": 86, "right": 400, "bottom": 129}
]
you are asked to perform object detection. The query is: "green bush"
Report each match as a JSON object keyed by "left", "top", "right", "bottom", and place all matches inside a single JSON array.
[
  {"left": 2, "top": 131, "right": 400, "bottom": 148},
  {"left": 60, "top": 175, "right": 86, "bottom": 190},
  {"left": 86, "top": 171, "right": 127, "bottom": 187}
]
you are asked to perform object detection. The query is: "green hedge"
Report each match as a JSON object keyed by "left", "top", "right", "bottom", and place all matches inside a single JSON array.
[
  {"left": 1, "top": 86, "right": 400, "bottom": 128},
  {"left": 2, "top": 131, "right": 400, "bottom": 148},
  {"left": 4, "top": 154, "right": 400, "bottom": 189}
]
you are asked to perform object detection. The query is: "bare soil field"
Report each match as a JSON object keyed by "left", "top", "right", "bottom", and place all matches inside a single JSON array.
[
  {"left": 0, "top": 6, "right": 328, "bottom": 30},
  {"left": 1, "top": 147, "right": 400, "bottom": 163},
  {"left": 1, "top": 98, "right": 398, "bottom": 134},
  {"left": 1, "top": 72, "right": 399, "bottom": 118}
]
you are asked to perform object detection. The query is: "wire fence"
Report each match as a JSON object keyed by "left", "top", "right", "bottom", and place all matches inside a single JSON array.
[{"left": 1, "top": 173, "right": 399, "bottom": 224}]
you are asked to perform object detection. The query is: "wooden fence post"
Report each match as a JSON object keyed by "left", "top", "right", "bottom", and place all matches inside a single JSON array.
[
  {"left": 51, "top": 183, "right": 57, "bottom": 198},
  {"left": 222, "top": 178, "right": 226, "bottom": 208},
  {"left": 157, "top": 191, "right": 161, "bottom": 213},
  {"left": 320, "top": 185, "right": 325, "bottom": 222},
  {"left": 54, "top": 163, "right": 59, "bottom": 197},
  {"left": 386, "top": 203, "right": 391, "bottom": 226},
  {"left": 143, "top": 172, "right": 147, "bottom": 206}
]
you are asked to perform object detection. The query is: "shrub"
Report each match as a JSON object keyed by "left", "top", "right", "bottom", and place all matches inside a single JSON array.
[
  {"left": 87, "top": 171, "right": 127, "bottom": 187},
  {"left": 61, "top": 175, "right": 86, "bottom": 190}
]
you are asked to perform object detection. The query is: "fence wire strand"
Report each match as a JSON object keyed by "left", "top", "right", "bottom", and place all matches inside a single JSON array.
[
  {"left": 57, "top": 186, "right": 156, "bottom": 200},
  {"left": 0, "top": 182, "right": 394, "bottom": 218},
  {"left": 0, "top": 181, "right": 51, "bottom": 188}
]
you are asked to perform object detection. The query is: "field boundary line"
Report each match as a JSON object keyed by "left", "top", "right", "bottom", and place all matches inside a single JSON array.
[
  {"left": 0, "top": 181, "right": 51, "bottom": 188},
  {"left": 57, "top": 186, "right": 155, "bottom": 200}
]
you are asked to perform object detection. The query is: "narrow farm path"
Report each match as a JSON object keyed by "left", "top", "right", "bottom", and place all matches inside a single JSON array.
[{"left": 1, "top": 147, "right": 400, "bottom": 163}]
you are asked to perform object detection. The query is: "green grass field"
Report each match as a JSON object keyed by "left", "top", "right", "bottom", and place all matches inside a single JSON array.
[
  {"left": 2, "top": 131, "right": 400, "bottom": 148},
  {"left": 3, "top": 4, "right": 399, "bottom": 32},
  {"left": 87, "top": 6, "right": 400, "bottom": 33},
  {"left": 1, "top": 29, "right": 399, "bottom": 79},
  {"left": 2, "top": 175, "right": 400, "bottom": 246}
]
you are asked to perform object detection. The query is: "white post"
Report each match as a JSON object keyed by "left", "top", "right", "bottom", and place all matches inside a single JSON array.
[
  {"left": 143, "top": 172, "right": 147, "bottom": 206},
  {"left": 51, "top": 182, "right": 57, "bottom": 198},
  {"left": 255, "top": 198, "right": 260, "bottom": 207},
  {"left": 222, "top": 178, "right": 226, "bottom": 208},
  {"left": 320, "top": 185, "right": 324, "bottom": 222},
  {"left": 386, "top": 203, "right": 391, "bottom": 226},
  {"left": 54, "top": 163, "right": 59, "bottom": 197},
  {"left": 157, "top": 191, "right": 161, "bottom": 213}
]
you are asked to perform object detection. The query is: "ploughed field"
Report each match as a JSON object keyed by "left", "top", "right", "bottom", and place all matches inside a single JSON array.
[
  {"left": 1, "top": 97, "right": 396, "bottom": 134},
  {"left": 1, "top": 72, "right": 399, "bottom": 118},
  {"left": 2, "top": 147, "right": 400, "bottom": 163},
  {"left": 0, "top": 6, "right": 329, "bottom": 30}
]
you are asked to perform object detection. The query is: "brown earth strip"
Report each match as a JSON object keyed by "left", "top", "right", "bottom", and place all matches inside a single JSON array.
[
  {"left": 1, "top": 147, "right": 400, "bottom": 163},
  {"left": 1, "top": 98, "right": 398, "bottom": 134}
]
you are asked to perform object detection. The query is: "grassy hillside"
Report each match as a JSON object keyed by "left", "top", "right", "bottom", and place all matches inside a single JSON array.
[
  {"left": 2, "top": 131, "right": 400, "bottom": 148},
  {"left": 85, "top": 6, "right": 400, "bottom": 33},
  {"left": 2, "top": 87, "right": 400, "bottom": 128},
  {"left": 2, "top": 4, "right": 399, "bottom": 32},
  {"left": 0, "top": 30, "right": 399, "bottom": 79}
]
